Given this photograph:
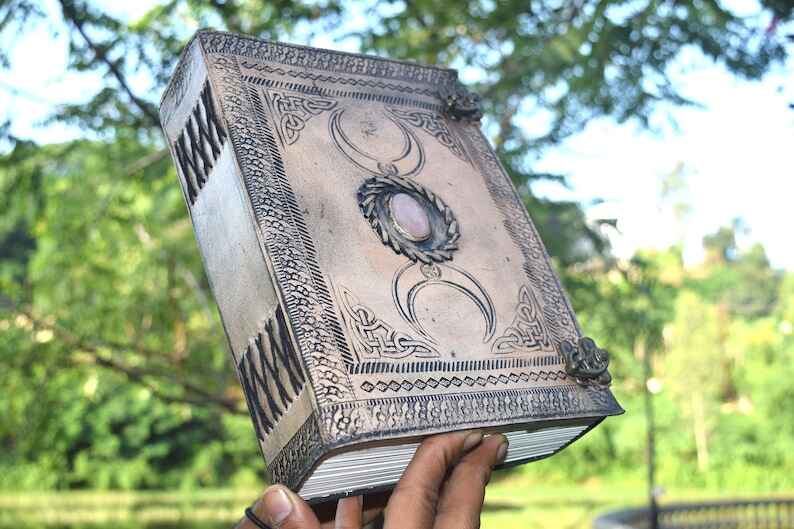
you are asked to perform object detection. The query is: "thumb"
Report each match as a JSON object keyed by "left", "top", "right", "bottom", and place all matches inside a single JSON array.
[{"left": 254, "top": 485, "right": 321, "bottom": 529}]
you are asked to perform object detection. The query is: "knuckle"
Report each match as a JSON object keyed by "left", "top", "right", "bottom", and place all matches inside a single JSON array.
[
  {"left": 422, "top": 433, "right": 453, "bottom": 452},
  {"left": 458, "top": 458, "right": 493, "bottom": 486},
  {"left": 392, "top": 481, "right": 439, "bottom": 511},
  {"left": 421, "top": 434, "right": 460, "bottom": 467},
  {"left": 275, "top": 510, "right": 318, "bottom": 529}
]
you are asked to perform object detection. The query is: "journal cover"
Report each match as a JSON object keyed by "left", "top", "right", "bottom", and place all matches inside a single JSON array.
[{"left": 159, "top": 30, "right": 622, "bottom": 500}]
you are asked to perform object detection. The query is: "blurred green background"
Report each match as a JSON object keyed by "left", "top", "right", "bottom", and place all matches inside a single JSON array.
[{"left": 1, "top": 1, "right": 793, "bottom": 528}]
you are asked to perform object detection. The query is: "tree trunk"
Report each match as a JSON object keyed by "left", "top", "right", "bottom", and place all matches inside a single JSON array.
[{"left": 692, "top": 391, "right": 710, "bottom": 471}]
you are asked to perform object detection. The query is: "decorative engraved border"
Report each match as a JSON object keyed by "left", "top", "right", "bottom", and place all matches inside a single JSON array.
[
  {"left": 241, "top": 75, "right": 443, "bottom": 112},
  {"left": 200, "top": 30, "right": 458, "bottom": 87},
  {"left": 210, "top": 55, "right": 355, "bottom": 408},
  {"left": 457, "top": 122, "right": 582, "bottom": 344},
  {"left": 160, "top": 38, "right": 198, "bottom": 124},
  {"left": 271, "top": 384, "right": 621, "bottom": 488},
  {"left": 358, "top": 369, "right": 568, "bottom": 394},
  {"left": 318, "top": 385, "right": 622, "bottom": 449},
  {"left": 347, "top": 354, "right": 561, "bottom": 375},
  {"left": 267, "top": 414, "right": 324, "bottom": 488},
  {"left": 240, "top": 63, "right": 440, "bottom": 97}
]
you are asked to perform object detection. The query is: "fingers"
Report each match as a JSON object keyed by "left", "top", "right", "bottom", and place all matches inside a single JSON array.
[
  {"left": 249, "top": 484, "right": 321, "bottom": 529},
  {"left": 384, "top": 429, "right": 484, "bottom": 529},
  {"left": 240, "top": 431, "right": 504, "bottom": 529},
  {"left": 359, "top": 491, "right": 388, "bottom": 528},
  {"left": 433, "top": 433, "right": 508, "bottom": 529},
  {"left": 319, "top": 492, "right": 385, "bottom": 529},
  {"left": 334, "top": 496, "right": 363, "bottom": 529}
]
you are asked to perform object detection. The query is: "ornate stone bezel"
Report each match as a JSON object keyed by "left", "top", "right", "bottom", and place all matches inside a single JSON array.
[{"left": 357, "top": 175, "right": 460, "bottom": 264}]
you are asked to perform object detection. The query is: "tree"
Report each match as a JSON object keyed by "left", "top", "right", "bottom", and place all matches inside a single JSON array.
[
  {"left": 696, "top": 223, "right": 782, "bottom": 319},
  {"left": 1, "top": 0, "right": 792, "bottom": 489},
  {"left": 664, "top": 291, "right": 723, "bottom": 471}
]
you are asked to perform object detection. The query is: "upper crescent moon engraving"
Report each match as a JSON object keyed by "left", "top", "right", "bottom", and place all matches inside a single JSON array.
[{"left": 329, "top": 107, "right": 425, "bottom": 177}]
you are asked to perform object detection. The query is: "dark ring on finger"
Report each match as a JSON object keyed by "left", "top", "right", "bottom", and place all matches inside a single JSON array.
[{"left": 245, "top": 506, "right": 272, "bottom": 529}]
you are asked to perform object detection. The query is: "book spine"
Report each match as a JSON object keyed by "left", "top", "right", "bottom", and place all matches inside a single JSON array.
[
  {"left": 196, "top": 33, "right": 374, "bottom": 489},
  {"left": 160, "top": 39, "right": 318, "bottom": 488}
]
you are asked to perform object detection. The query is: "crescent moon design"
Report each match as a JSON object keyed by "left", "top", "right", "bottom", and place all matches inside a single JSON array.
[
  {"left": 392, "top": 261, "right": 497, "bottom": 345},
  {"left": 329, "top": 108, "right": 425, "bottom": 177}
]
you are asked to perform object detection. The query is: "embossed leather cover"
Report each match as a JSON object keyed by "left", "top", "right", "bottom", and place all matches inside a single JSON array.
[{"left": 159, "top": 30, "right": 623, "bottom": 498}]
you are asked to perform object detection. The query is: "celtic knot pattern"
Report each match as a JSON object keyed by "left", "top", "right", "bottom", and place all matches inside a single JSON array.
[
  {"left": 265, "top": 89, "right": 337, "bottom": 145},
  {"left": 339, "top": 286, "right": 439, "bottom": 360},
  {"left": 386, "top": 106, "right": 468, "bottom": 161},
  {"left": 492, "top": 285, "right": 553, "bottom": 354}
]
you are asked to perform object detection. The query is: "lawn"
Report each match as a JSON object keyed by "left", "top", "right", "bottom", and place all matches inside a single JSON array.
[{"left": 0, "top": 471, "right": 780, "bottom": 529}]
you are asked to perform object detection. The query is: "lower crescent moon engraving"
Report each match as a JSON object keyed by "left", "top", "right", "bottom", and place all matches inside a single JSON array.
[{"left": 391, "top": 261, "right": 496, "bottom": 345}]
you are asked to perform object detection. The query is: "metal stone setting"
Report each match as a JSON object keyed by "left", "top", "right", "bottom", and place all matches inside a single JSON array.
[{"left": 357, "top": 175, "right": 460, "bottom": 264}]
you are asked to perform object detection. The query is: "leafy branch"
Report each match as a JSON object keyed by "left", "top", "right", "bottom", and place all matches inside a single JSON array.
[
  {"left": 57, "top": 0, "right": 160, "bottom": 128},
  {"left": 12, "top": 303, "right": 245, "bottom": 416}
]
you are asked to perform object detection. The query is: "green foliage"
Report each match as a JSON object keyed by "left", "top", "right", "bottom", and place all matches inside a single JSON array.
[
  {"left": 517, "top": 240, "right": 794, "bottom": 491},
  {"left": 695, "top": 241, "right": 782, "bottom": 319},
  {"left": 0, "top": 0, "right": 792, "bottom": 496},
  {"left": 0, "top": 138, "right": 263, "bottom": 490}
]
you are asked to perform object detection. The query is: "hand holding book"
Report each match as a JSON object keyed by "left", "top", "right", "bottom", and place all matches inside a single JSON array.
[{"left": 239, "top": 430, "right": 508, "bottom": 529}]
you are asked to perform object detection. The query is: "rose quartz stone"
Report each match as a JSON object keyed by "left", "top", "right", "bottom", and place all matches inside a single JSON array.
[{"left": 390, "top": 193, "right": 431, "bottom": 241}]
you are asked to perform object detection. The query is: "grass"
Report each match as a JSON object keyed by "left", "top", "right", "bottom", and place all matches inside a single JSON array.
[
  {"left": 0, "top": 471, "right": 789, "bottom": 529},
  {"left": 482, "top": 473, "right": 647, "bottom": 529}
]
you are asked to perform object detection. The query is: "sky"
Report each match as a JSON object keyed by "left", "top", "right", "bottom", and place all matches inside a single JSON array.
[
  {"left": 533, "top": 48, "right": 794, "bottom": 269},
  {"left": 1, "top": 1, "right": 792, "bottom": 270}
]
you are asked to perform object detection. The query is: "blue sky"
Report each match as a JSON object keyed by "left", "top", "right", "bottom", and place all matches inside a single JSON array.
[
  {"left": 2, "top": 1, "right": 792, "bottom": 270},
  {"left": 533, "top": 47, "right": 794, "bottom": 269}
]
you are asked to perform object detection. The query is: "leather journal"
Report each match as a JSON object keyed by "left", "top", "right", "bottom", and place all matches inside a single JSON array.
[{"left": 159, "top": 30, "right": 623, "bottom": 502}]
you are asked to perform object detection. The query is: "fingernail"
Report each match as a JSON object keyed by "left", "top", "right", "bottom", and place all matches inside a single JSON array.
[
  {"left": 262, "top": 486, "right": 293, "bottom": 526},
  {"left": 496, "top": 436, "right": 509, "bottom": 464},
  {"left": 463, "top": 430, "right": 483, "bottom": 452}
]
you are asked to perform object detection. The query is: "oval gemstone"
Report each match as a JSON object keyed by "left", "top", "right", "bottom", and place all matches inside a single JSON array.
[{"left": 390, "top": 193, "right": 431, "bottom": 241}]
